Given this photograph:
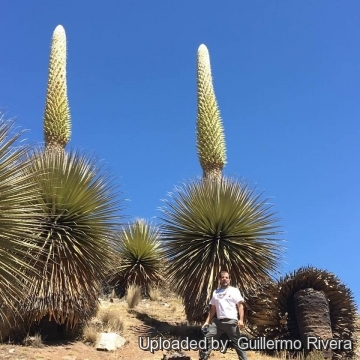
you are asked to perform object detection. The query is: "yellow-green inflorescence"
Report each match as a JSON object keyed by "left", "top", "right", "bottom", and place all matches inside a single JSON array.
[
  {"left": 196, "top": 44, "right": 227, "bottom": 180},
  {"left": 43, "top": 25, "right": 71, "bottom": 150}
]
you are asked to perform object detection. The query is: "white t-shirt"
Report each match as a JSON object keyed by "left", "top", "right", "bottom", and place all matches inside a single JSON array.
[{"left": 209, "top": 286, "right": 245, "bottom": 320}]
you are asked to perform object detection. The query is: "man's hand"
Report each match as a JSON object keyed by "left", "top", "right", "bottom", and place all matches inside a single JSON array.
[{"left": 237, "top": 319, "right": 244, "bottom": 329}]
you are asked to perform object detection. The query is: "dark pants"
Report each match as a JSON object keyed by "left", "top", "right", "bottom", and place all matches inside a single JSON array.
[{"left": 199, "top": 318, "right": 248, "bottom": 360}]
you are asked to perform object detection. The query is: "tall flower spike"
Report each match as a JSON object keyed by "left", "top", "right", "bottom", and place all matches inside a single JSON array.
[
  {"left": 197, "top": 44, "right": 226, "bottom": 180},
  {"left": 43, "top": 25, "right": 71, "bottom": 151}
]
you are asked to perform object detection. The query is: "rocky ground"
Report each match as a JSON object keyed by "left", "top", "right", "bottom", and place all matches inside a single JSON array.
[{"left": 0, "top": 293, "right": 358, "bottom": 360}]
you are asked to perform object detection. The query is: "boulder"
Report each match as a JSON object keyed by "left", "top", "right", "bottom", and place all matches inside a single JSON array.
[
  {"left": 95, "top": 332, "right": 126, "bottom": 351},
  {"left": 162, "top": 351, "right": 191, "bottom": 360}
]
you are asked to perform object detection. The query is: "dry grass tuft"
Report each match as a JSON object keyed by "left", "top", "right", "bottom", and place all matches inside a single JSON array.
[
  {"left": 97, "top": 307, "right": 126, "bottom": 333},
  {"left": 108, "top": 309, "right": 126, "bottom": 333},
  {"left": 126, "top": 284, "right": 141, "bottom": 309},
  {"left": 305, "top": 351, "right": 326, "bottom": 360},
  {"left": 272, "top": 350, "right": 325, "bottom": 360},
  {"left": 82, "top": 325, "right": 98, "bottom": 344},
  {"left": 98, "top": 309, "right": 111, "bottom": 325},
  {"left": 33, "top": 333, "right": 44, "bottom": 348},
  {"left": 149, "top": 286, "right": 160, "bottom": 301}
]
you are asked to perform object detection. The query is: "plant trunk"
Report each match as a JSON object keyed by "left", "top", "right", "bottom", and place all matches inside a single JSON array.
[{"left": 294, "top": 288, "right": 333, "bottom": 359}]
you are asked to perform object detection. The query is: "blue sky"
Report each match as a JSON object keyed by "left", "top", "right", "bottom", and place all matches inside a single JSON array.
[{"left": 1, "top": 1, "right": 359, "bottom": 309}]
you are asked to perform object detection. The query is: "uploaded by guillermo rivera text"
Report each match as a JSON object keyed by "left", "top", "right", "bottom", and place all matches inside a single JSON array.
[{"left": 138, "top": 336, "right": 353, "bottom": 354}]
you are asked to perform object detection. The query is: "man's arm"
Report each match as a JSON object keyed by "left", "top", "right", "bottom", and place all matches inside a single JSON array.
[
  {"left": 237, "top": 302, "right": 245, "bottom": 329},
  {"left": 202, "top": 305, "right": 216, "bottom": 328}
]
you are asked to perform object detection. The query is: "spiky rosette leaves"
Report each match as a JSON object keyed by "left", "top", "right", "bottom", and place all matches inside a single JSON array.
[
  {"left": 108, "top": 219, "right": 165, "bottom": 296},
  {"left": 197, "top": 44, "right": 226, "bottom": 180},
  {"left": 160, "top": 177, "right": 282, "bottom": 322},
  {"left": 22, "top": 149, "right": 121, "bottom": 329},
  {"left": 0, "top": 115, "right": 43, "bottom": 328},
  {"left": 43, "top": 25, "right": 71, "bottom": 150},
  {"left": 247, "top": 266, "right": 357, "bottom": 358}
]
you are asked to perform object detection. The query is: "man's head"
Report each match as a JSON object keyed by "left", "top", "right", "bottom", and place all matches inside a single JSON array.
[{"left": 218, "top": 270, "right": 231, "bottom": 288}]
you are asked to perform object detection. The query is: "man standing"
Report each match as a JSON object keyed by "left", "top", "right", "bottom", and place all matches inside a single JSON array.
[{"left": 199, "top": 270, "right": 248, "bottom": 360}]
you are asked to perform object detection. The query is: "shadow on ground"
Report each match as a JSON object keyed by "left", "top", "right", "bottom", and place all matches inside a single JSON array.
[{"left": 131, "top": 310, "right": 243, "bottom": 354}]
